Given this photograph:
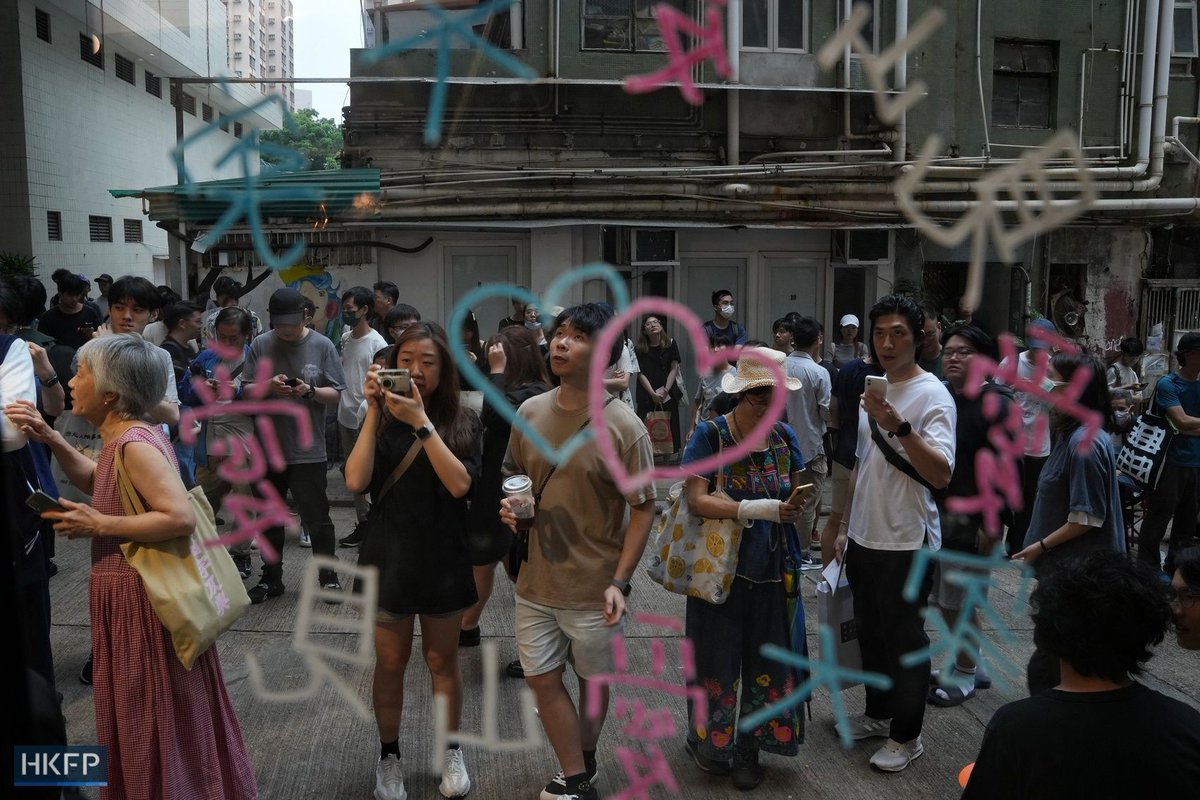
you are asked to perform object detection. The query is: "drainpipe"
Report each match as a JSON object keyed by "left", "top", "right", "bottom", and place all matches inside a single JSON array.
[
  {"left": 1168, "top": 116, "right": 1200, "bottom": 166},
  {"left": 727, "top": 0, "right": 741, "bottom": 166},
  {"left": 975, "top": 0, "right": 992, "bottom": 159},
  {"left": 894, "top": 0, "right": 908, "bottom": 162},
  {"left": 511, "top": 0, "right": 523, "bottom": 49}
]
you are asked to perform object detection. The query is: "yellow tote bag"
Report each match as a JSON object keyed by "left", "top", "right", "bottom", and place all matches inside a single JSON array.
[{"left": 114, "top": 450, "right": 251, "bottom": 669}]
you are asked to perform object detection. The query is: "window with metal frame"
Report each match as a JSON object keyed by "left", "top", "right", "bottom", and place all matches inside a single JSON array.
[
  {"left": 47, "top": 210, "right": 62, "bottom": 241},
  {"left": 89, "top": 216, "right": 112, "bottom": 243},
  {"left": 145, "top": 70, "right": 162, "bottom": 97},
  {"left": 581, "top": 0, "right": 691, "bottom": 52},
  {"left": 992, "top": 39, "right": 1057, "bottom": 129},
  {"left": 123, "top": 219, "right": 143, "bottom": 243},
  {"left": 79, "top": 33, "right": 103, "bottom": 69},
  {"left": 742, "top": 0, "right": 808, "bottom": 51},
  {"left": 1176, "top": 1, "right": 1199, "bottom": 57},
  {"left": 115, "top": 53, "right": 135, "bottom": 84}
]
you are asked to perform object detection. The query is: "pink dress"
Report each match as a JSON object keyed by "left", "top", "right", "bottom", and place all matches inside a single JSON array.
[{"left": 90, "top": 424, "right": 257, "bottom": 799}]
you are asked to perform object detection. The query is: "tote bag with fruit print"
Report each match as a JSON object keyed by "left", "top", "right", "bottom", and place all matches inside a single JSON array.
[{"left": 646, "top": 423, "right": 742, "bottom": 605}]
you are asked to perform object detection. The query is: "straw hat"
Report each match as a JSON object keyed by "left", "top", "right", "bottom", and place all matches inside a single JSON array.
[{"left": 720, "top": 347, "right": 802, "bottom": 394}]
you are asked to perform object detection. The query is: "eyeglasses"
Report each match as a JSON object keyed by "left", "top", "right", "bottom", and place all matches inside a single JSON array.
[
  {"left": 1170, "top": 588, "right": 1200, "bottom": 611},
  {"left": 942, "top": 347, "right": 977, "bottom": 360}
]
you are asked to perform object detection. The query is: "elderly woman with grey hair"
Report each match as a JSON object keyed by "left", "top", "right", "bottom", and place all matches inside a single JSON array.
[{"left": 5, "top": 334, "right": 258, "bottom": 799}]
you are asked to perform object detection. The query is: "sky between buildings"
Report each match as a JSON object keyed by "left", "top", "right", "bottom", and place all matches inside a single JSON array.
[{"left": 293, "top": 0, "right": 363, "bottom": 122}]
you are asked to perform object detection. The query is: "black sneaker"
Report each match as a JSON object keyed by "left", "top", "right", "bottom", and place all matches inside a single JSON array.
[
  {"left": 233, "top": 554, "right": 253, "bottom": 579},
  {"left": 338, "top": 522, "right": 365, "bottom": 548},
  {"left": 459, "top": 626, "right": 481, "bottom": 647},
  {"left": 319, "top": 572, "right": 343, "bottom": 605},
  {"left": 539, "top": 767, "right": 599, "bottom": 800},
  {"left": 684, "top": 740, "right": 731, "bottom": 776},
  {"left": 79, "top": 653, "right": 93, "bottom": 686},
  {"left": 47, "top": 560, "right": 59, "bottom": 578},
  {"left": 731, "top": 746, "right": 764, "bottom": 790},
  {"left": 505, "top": 659, "right": 525, "bottom": 679},
  {"left": 248, "top": 580, "right": 285, "bottom": 604}
]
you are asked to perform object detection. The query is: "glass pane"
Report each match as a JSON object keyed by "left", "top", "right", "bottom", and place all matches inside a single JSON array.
[
  {"left": 1175, "top": 8, "right": 1197, "bottom": 55},
  {"left": 583, "top": 20, "right": 631, "bottom": 50},
  {"left": 635, "top": 0, "right": 686, "bottom": 17},
  {"left": 992, "top": 99, "right": 1019, "bottom": 127},
  {"left": 993, "top": 41, "right": 1024, "bottom": 72},
  {"left": 743, "top": 0, "right": 769, "bottom": 48},
  {"left": 584, "top": 0, "right": 632, "bottom": 15},
  {"left": 992, "top": 74, "right": 1019, "bottom": 101},
  {"left": 1022, "top": 43, "right": 1055, "bottom": 73},
  {"left": 1019, "top": 102, "right": 1050, "bottom": 129},
  {"left": 635, "top": 19, "right": 666, "bottom": 51},
  {"left": 778, "top": 0, "right": 805, "bottom": 49},
  {"left": 1019, "top": 75, "right": 1050, "bottom": 104}
]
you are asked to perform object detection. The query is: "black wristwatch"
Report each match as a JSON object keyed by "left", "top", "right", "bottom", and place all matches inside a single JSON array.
[
  {"left": 301, "top": 384, "right": 316, "bottom": 401},
  {"left": 415, "top": 421, "right": 435, "bottom": 440},
  {"left": 889, "top": 420, "right": 913, "bottom": 438},
  {"left": 610, "top": 578, "right": 632, "bottom": 597}
]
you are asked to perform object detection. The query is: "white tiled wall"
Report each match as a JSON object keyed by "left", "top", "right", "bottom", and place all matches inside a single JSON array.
[{"left": 13, "top": 0, "right": 280, "bottom": 286}]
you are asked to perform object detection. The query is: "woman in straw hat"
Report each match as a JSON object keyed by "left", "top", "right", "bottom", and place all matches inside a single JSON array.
[{"left": 677, "top": 344, "right": 808, "bottom": 790}]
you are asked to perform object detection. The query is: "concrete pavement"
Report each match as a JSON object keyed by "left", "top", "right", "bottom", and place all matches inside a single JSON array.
[{"left": 47, "top": 475, "right": 1199, "bottom": 799}]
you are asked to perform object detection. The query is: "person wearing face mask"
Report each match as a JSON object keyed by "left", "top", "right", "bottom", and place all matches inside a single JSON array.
[
  {"left": 1110, "top": 388, "right": 1136, "bottom": 450},
  {"left": 702, "top": 290, "right": 747, "bottom": 352},
  {"left": 336, "top": 287, "right": 387, "bottom": 549}
]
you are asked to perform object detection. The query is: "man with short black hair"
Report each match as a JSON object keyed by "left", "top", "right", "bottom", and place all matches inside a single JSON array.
[
  {"left": 702, "top": 289, "right": 747, "bottom": 350},
  {"left": 200, "top": 276, "right": 263, "bottom": 344},
  {"left": 336, "top": 287, "right": 386, "bottom": 547},
  {"left": 1138, "top": 332, "right": 1200, "bottom": 578},
  {"left": 917, "top": 304, "right": 944, "bottom": 379},
  {"left": 500, "top": 303, "right": 656, "bottom": 800},
  {"left": 783, "top": 315, "right": 831, "bottom": 561},
  {"left": 497, "top": 289, "right": 529, "bottom": 331},
  {"left": 243, "top": 288, "right": 347, "bottom": 603},
  {"left": 835, "top": 294, "right": 956, "bottom": 772}
]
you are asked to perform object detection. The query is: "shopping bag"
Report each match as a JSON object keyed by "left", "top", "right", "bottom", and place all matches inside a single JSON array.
[
  {"left": 114, "top": 447, "right": 250, "bottom": 669},
  {"left": 1116, "top": 386, "right": 1176, "bottom": 492},
  {"left": 645, "top": 408, "right": 675, "bottom": 455},
  {"left": 816, "top": 573, "right": 862, "bottom": 688},
  {"left": 645, "top": 478, "right": 742, "bottom": 605}
]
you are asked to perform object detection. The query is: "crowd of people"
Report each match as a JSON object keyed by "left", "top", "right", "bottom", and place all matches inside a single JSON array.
[{"left": 4, "top": 271, "right": 1199, "bottom": 800}]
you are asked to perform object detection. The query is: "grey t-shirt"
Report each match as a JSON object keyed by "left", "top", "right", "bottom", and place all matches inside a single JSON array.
[{"left": 244, "top": 329, "right": 346, "bottom": 464}]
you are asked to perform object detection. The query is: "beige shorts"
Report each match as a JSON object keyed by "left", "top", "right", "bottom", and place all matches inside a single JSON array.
[
  {"left": 515, "top": 595, "right": 622, "bottom": 679},
  {"left": 933, "top": 561, "right": 990, "bottom": 612},
  {"left": 830, "top": 460, "right": 853, "bottom": 515}
]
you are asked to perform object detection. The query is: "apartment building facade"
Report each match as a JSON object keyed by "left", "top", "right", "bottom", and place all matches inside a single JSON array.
[{"left": 223, "top": 0, "right": 295, "bottom": 107}]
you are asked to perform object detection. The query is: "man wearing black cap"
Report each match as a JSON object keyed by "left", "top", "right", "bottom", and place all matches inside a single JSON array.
[
  {"left": 1138, "top": 332, "right": 1200, "bottom": 578},
  {"left": 94, "top": 274, "right": 113, "bottom": 322},
  {"left": 242, "top": 288, "right": 347, "bottom": 602},
  {"left": 200, "top": 276, "right": 263, "bottom": 344}
]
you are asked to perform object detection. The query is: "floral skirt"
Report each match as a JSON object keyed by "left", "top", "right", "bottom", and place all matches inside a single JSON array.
[{"left": 685, "top": 577, "right": 802, "bottom": 759}]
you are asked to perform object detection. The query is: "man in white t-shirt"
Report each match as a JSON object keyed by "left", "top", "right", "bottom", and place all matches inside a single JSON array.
[
  {"left": 336, "top": 286, "right": 387, "bottom": 547},
  {"left": 834, "top": 294, "right": 956, "bottom": 773},
  {"left": 1000, "top": 318, "right": 1055, "bottom": 555}
]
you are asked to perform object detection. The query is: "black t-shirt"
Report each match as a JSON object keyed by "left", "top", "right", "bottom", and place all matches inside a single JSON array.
[
  {"left": 831, "top": 358, "right": 879, "bottom": 469},
  {"left": 962, "top": 683, "right": 1200, "bottom": 800},
  {"left": 36, "top": 305, "right": 103, "bottom": 350},
  {"left": 943, "top": 381, "right": 1018, "bottom": 548}
]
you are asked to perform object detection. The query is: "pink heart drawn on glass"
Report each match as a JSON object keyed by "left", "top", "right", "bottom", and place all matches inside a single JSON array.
[{"left": 588, "top": 296, "right": 789, "bottom": 496}]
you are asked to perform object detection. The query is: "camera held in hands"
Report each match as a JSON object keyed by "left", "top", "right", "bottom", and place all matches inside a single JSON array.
[{"left": 377, "top": 368, "right": 412, "bottom": 395}]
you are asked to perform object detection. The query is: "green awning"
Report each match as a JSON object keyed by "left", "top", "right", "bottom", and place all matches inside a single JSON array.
[{"left": 110, "top": 168, "right": 381, "bottom": 224}]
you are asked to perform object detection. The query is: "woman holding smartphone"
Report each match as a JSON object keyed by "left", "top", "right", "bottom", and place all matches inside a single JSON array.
[
  {"left": 344, "top": 323, "right": 481, "bottom": 800},
  {"left": 676, "top": 345, "right": 807, "bottom": 790}
]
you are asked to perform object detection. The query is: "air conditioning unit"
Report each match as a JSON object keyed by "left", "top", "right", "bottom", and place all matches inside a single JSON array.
[
  {"left": 630, "top": 229, "right": 679, "bottom": 266},
  {"left": 833, "top": 230, "right": 892, "bottom": 265}
]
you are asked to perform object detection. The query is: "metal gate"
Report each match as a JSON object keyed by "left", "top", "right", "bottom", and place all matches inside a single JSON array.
[{"left": 1140, "top": 280, "right": 1200, "bottom": 349}]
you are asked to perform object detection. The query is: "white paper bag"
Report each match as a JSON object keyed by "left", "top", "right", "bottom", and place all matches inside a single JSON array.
[{"left": 816, "top": 576, "right": 862, "bottom": 688}]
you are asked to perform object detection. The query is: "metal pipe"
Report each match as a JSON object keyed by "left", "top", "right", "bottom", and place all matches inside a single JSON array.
[
  {"left": 976, "top": 0, "right": 992, "bottom": 158},
  {"left": 727, "top": 0, "right": 741, "bottom": 166},
  {"left": 894, "top": 0, "right": 909, "bottom": 161},
  {"left": 511, "top": 0, "right": 523, "bottom": 49},
  {"left": 842, "top": 0, "right": 877, "bottom": 141}
]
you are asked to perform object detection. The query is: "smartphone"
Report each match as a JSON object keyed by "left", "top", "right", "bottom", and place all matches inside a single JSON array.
[
  {"left": 864, "top": 375, "right": 888, "bottom": 399},
  {"left": 283, "top": 377, "right": 301, "bottom": 387},
  {"left": 377, "top": 368, "right": 412, "bottom": 395},
  {"left": 787, "top": 483, "right": 815, "bottom": 507},
  {"left": 26, "top": 490, "right": 66, "bottom": 514}
]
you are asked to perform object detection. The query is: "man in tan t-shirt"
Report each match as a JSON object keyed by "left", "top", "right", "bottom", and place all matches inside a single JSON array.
[{"left": 502, "top": 303, "right": 656, "bottom": 800}]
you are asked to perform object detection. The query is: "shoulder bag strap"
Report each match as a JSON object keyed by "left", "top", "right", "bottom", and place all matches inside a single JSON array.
[
  {"left": 534, "top": 397, "right": 615, "bottom": 502},
  {"left": 868, "top": 416, "right": 939, "bottom": 495},
  {"left": 378, "top": 438, "right": 424, "bottom": 503},
  {"left": 705, "top": 419, "right": 727, "bottom": 493}
]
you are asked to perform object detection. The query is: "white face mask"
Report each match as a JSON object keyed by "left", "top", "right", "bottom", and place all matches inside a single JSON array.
[
  {"left": 525, "top": 320, "right": 541, "bottom": 330},
  {"left": 719, "top": 303, "right": 735, "bottom": 320},
  {"left": 1113, "top": 409, "right": 1133, "bottom": 427}
]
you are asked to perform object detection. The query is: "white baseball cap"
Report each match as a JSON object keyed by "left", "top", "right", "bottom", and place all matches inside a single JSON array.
[{"left": 840, "top": 314, "right": 860, "bottom": 328}]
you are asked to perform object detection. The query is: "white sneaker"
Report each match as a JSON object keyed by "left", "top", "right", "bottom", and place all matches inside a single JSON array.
[
  {"left": 869, "top": 737, "right": 925, "bottom": 772},
  {"left": 299, "top": 529, "right": 312, "bottom": 548},
  {"left": 375, "top": 754, "right": 407, "bottom": 800},
  {"left": 439, "top": 747, "right": 471, "bottom": 798},
  {"left": 835, "top": 713, "right": 893, "bottom": 741}
]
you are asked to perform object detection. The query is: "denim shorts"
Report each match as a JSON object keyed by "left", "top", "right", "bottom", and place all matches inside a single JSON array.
[{"left": 514, "top": 595, "right": 622, "bottom": 679}]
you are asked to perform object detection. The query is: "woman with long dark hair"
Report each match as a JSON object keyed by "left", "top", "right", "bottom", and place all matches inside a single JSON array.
[
  {"left": 459, "top": 326, "right": 551, "bottom": 659},
  {"left": 635, "top": 314, "right": 683, "bottom": 456},
  {"left": 344, "top": 322, "right": 481, "bottom": 800},
  {"left": 1012, "top": 351, "right": 1125, "bottom": 693}
]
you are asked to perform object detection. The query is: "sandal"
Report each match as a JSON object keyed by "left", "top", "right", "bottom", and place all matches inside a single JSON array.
[
  {"left": 930, "top": 665, "right": 992, "bottom": 690},
  {"left": 927, "top": 683, "right": 976, "bottom": 707}
]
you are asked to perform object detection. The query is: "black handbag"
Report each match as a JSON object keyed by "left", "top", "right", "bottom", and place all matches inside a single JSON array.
[{"left": 1116, "top": 381, "right": 1176, "bottom": 492}]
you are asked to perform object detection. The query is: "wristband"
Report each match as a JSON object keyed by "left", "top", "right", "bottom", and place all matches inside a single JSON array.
[
  {"left": 1038, "top": 539, "right": 1050, "bottom": 553},
  {"left": 610, "top": 578, "right": 632, "bottom": 597},
  {"left": 40, "top": 373, "right": 60, "bottom": 387}
]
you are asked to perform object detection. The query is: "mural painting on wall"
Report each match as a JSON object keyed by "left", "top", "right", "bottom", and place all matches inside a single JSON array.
[{"left": 280, "top": 263, "right": 343, "bottom": 345}]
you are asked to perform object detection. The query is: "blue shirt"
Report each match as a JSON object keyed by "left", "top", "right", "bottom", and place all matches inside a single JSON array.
[
  {"left": 681, "top": 416, "right": 803, "bottom": 581},
  {"left": 1024, "top": 426, "right": 1126, "bottom": 575},
  {"left": 1154, "top": 372, "right": 1200, "bottom": 467}
]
